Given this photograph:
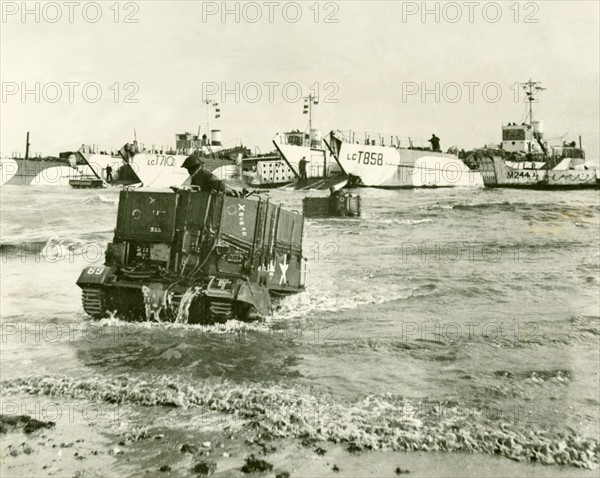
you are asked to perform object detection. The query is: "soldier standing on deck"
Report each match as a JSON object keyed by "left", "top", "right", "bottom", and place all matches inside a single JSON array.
[
  {"left": 429, "top": 134, "right": 441, "bottom": 152},
  {"left": 298, "top": 157, "right": 308, "bottom": 181}
]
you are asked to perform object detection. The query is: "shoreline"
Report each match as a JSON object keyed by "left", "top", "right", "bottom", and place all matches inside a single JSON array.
[
  {"left": 1, "top": 375, "right": 598, "bottom": 477},
  {"left": 2, "top": 410, "right": 597, "bottom": 478}
]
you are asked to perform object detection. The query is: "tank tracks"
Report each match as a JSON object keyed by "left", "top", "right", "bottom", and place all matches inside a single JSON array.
[
  {"left": 81, "top": 287, "right": 106, "bottom": 319},
  {"left": 205, "top": 298, "right": 233, "bottom": 323},
  {"left": 81, "top": 287, "right": 237, "bottom": 323}
]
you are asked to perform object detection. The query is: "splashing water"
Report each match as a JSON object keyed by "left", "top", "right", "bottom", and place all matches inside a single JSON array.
[{"left": 175, "top": 286, "right": 201, "bottom": 324}]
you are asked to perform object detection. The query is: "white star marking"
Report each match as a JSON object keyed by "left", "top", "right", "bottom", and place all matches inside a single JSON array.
[{"left": 279, "top": 256, "right": 289, "bottom": 285}]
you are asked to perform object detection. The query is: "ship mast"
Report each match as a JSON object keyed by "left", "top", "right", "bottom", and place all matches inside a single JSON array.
[
  {"left": 521, "top": 79, "right": 545, "bottom": 126},
  {"left": 202, "top": 99, "right": 212, "bottom": 137},
  {"left": 25, "top": 131, "right": 30, "bottom": 160},
  {"left": 302, "top": 94, "right": 319, "bottom": 146}
]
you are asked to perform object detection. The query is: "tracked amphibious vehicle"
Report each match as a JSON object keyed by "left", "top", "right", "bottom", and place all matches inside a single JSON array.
[{"left": 77, "top": 188, "right": 305, "bottom": 323}]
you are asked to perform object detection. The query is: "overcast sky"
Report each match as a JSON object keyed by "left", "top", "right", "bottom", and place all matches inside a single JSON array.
[{"left": 1, "top": 1, "right": 599, "bottom": 159}]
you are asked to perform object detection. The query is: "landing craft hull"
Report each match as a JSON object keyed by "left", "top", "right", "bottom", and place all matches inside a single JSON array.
[
  {"left": 546, "top": 169, "right": 599, "bottom": 188},
  {"left": 479, "top": 156, "right": 599, "bottom": 189},
  {"left": 274, "top": 141, "right": 338, "bottom": 179},
  {"left": 268, "top": 135, "right": 344, "bottom": 190},
  {"left": 329, "top": 135, "right": 483, "bottom": 188},
  {"left": 1, "top": 152, "right": 126, "bottom": 187},
  {"left": 123, "top": 152, "right": 238, "bottom": 188},
  {"left": 0, "top": 158, "right": 18, "bottom": 185},
  {"left": 75, "top": 151, "right": 129, "bottom": 185},
  {"left": 31, "top": 166, "right": 80, "bottom": 186},
  {"left": 123, "top": 153, "right": 192, "bottom": 188},
  {"left": 242, "top": 144, "right": 327, "bottom": 188},
  {"left": 1, "top": 159, "right": 69, "bottom": 186},
  {"left": 244, "top": 157, "right": 296, "bottom": 188}
]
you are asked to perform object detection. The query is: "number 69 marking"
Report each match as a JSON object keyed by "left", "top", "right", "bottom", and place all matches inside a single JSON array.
[{"left": 87, "top": 267, "right": 104, "bottom": 275}]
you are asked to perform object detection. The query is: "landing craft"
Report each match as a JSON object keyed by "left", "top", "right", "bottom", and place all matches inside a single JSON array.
[
  {"left": 326, "top": 130, "right": 483, "bottom": 188},
  {"left": 478, "top": 156, "right": 599, "bottom": 189},
  {"left": 118, "top": 130, "right": 250, "bottom": 188},
  {"left": 470, "top": 80, "right": 599, "bottom": 189},
  {"left": 0, "top": 157, "right": 18, "bottom": 185},
  {"left": 272, "top": 130, "right": 346, "bottom": 190},
  {"left": 3, "top": 154, "right": 72, "bottom": 186},
  {"left": 269, "top": 92, "right": 347, "bottom": 191},
  {"left": 68, "top": 146, "right": 133, "bottom": 189},
  {"left": 76, "top": 187, "right": 305, "bottom": 323},
  {"left": 2, "top": 132, "right": 83, "bottom": 186}
]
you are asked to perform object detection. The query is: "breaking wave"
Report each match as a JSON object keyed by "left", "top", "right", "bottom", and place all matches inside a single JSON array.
[
  {"left": 274, "top": 284, "right": 437, "bottom": 320},
  {"left": 365, "top": 217, "right": 434, "bottom": 227},
  {"left": 2, "top": 374, "right": 597, "bottom": 469},
  {"left": 0, "top": 235, "right": 109, "bottom": 259},
  {"left": 81, "top": 193, "right": 120, "bottom": 205}
]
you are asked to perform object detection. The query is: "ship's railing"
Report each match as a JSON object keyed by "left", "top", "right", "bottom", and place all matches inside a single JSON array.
[
  {"left": 274, "top": 131, "right": 304, "bottom": 144},
  {"left": 78, "top": 144, "right": 123, "bottom": 156},
  {"left": 273, "top": 132, "right": 323, "bottom": 149},
  {"left": 333, "top": 130, "right": 431, "bottom": 150},
  {"left": 6, "top": 152, "right": 46, "bottom": 159},
  {"left": 133, "top": 143, "right": 177, "bottom": 155}
]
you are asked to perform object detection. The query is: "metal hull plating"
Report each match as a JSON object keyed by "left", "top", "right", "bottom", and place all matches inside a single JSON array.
[
  {"left": 244, "top": 157, "right": 296, "bottom": 187},
  {"left": 124, "top": 152, "right": 238, "bottom": 188},
  {"left": 331, "top": 138, "right": 483, "bottom": 188},
  {"left": 1, "top": 159, "right": 70, "bottom": 186},
  {"left": 0, "top": 157, "right": 18, "bottom": 185},
  {"left": 75, "top": 151, "right": 125, "bottom": 184},
  {"left": 274, "top": 142, "right": 334, "bottom": 179},
  {"left": 268, "top": 134, "right": 345, "bottom": 190},
  {"left": 479, "top": 156, "right": 599, "bottom": 189}
]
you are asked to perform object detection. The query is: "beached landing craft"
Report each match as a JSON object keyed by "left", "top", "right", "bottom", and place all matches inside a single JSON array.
[
  {"left": 67, "top": 145, "right": 132, "bottom": 189},
  {"left": 175, "top": 128, "right": 302, "bottom": 189},
  {"left": 117, "top": 130, "right": 256, "bottom": 189},
  {"left": 272, "top": 130, "right": 346, "bottom": 190},
  {"left": 246, "top": 95, "right": 344, "bottom": 190},
  {"left": 478, "top": 155, "right": 599, "bottom": 189},
  {"left": 270, "top": 93, "right": 347, "bottom": 191},
  {"left": 473, "top": 80, "right": 599, "bottom": 189},
  {"left": 119, "top": 142, "right": 227, "bottom": 189},
  {"left": 326, "top": 131, "right": 483, "bottom": 188},
  {"left": 1, "top": 132, "right": 75, "bottom": 186},
  {"left": 0, "top": 156, "right": 71, "bottom": 186},
  {"left": 241, "top": 151, "right": 294, "bottom": 188},
  {"left": 1, "top": 135, "right": 135, "bottom": 188},
  {"left": 0, "top": 156, "right": 18, "bottom": 184},
  {"left": 76, "top": 188, "right": 305, "bottom": 324}
]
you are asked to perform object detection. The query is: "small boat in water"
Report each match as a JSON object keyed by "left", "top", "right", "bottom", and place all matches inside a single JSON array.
[
  {"left": 69, "top": 177, "right": 105, "bottom": 189},
  {"left": 470, "top": 80, "right": 599, "bottom": 190}
]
